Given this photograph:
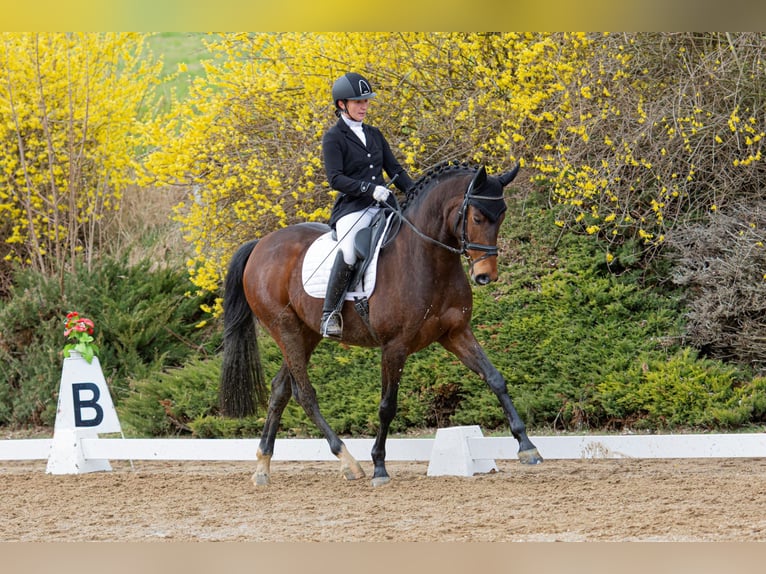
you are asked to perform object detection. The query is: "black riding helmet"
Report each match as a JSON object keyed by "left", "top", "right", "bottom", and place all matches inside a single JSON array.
[{"left": 332, "top": 72, "right": 376, "bottom": 113}]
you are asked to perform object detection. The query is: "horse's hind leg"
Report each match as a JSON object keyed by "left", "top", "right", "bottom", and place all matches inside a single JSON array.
[
  {"left": 253, "top": 361, "right": 293, "bottom": 486},
  {"left": 278, "top": 328, "right": 365, "bottom": 482},
  {"left": 289, "top": 370, "right": 365, "bottom": 481}
]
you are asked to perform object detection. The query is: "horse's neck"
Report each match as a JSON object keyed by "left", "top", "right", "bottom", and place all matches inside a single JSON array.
[{"left": 398, "top": 193, "right": 463, "bottom": 263}]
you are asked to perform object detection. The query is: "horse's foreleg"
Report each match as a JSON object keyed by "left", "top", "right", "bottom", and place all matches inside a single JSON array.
[
  {"left": 370, "top": 349, "right": 407, "bottom": 487},
  {"left": 441, "top": 330, "right": 543, "bottom": 465},
  {"left": 253, "top": 362, "right": 293, "bottom": 486},
  {"left": 254, "top": 450, "right": 272, "bottom": 486}
]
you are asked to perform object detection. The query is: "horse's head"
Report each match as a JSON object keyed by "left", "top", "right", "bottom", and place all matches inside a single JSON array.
[
  {"left": 403, "top": 161, "right": 519, "bottom": 285},
  {"left": 460, "top": 163, "right": 519, "bottom": 285}
]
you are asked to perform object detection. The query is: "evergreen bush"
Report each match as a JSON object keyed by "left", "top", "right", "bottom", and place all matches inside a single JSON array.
[
  {"left": 0, "top": 254, "right": 219, "bottom": 427},
  {"left": 597, "top": 348, "right": 766, "bottom": 430}
]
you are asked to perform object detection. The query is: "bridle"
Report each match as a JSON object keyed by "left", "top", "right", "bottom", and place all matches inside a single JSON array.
[
  {"left": 385, "top": 174, "right": 504, "bottom": 272},
  {"left": 453, "top": 175, "right": 504, "bottom": 268}
]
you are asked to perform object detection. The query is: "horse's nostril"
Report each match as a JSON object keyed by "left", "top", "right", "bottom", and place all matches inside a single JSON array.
[{"left": 475, "top": 274, "right": 490, "bottom": 285}]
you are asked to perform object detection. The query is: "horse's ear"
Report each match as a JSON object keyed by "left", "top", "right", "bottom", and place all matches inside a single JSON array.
[
  {"left": 470, "top": 165, "right": 487, "bottom": 190},
  {"left": 498, "top": 162, "right": 520, "bottom": 187}
]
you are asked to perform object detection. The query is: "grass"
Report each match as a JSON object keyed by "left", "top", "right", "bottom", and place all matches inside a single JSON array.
[{"left": 145, "top": 32, "right": 210, "bottom": 103}]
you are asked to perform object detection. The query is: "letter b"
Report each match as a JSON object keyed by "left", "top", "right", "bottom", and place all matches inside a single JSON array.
[{"left": 72, "top": 382, "right": 104, "bottom": 428}]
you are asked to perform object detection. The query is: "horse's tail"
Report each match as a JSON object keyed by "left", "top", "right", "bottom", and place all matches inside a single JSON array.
[{"left": 219, "top": 239, "right": 268, "bottom": 418}]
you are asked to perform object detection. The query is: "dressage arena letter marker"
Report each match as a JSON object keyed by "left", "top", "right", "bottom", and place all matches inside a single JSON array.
[
  {"left": 72, "top": 382, "right": 104, "bottom": 427},
  {"left": 46, "top": 353, "right": 122, "bottom": 475}
]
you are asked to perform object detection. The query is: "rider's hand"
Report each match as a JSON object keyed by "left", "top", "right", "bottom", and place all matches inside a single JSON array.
[{"left": 372, "top": 185, "right": 390, "bottom": 203}]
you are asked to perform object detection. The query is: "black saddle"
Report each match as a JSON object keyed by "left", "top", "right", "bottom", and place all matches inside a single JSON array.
[{"left": 331, "top": 210, "right": 400, "bottom": 335}]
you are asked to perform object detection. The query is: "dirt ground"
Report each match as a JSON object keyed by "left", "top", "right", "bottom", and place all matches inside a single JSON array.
[{"left": 3, "top": 456, "right": 766, "bottom": 542}]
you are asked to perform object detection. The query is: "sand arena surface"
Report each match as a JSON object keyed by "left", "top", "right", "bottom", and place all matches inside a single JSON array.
[{"left": 3, "top": 457, "right": 766, "bottom": 542}]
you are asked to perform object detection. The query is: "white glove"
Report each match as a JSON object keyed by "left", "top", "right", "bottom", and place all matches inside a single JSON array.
[{"left": 372, "top": 185, "right": 390, "bottom": 203}]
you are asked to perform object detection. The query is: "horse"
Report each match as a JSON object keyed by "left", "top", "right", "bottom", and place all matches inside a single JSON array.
[{"left": 219, "top": 161, "right": 543, "bottom": 486}]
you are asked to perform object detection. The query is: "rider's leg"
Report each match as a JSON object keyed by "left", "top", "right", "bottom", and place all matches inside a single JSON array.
[
  {"left": 319, "top": 251, "right": 355, "bottom": 338},
  {"left": 320, "top": 208, "right": 378, "bottom": 338}
]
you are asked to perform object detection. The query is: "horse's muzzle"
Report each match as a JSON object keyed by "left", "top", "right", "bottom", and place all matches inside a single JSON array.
[{"left": 473, "top": 273, "right": 493, "bottom": 285}]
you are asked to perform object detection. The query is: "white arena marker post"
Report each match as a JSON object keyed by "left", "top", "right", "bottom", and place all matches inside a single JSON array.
[
  {"left": 427, "top": 425, "right": 498, "bottom": 477},
  {"left": 46, "top": 352, "right": 123, "bottom": 475}
]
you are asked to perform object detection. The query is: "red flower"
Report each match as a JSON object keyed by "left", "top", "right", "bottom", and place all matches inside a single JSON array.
[{"left": 62, "top": 311, "right": 99, "bottom": 363}]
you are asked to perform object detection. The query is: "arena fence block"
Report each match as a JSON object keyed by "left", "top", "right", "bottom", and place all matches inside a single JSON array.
[
  {"left": 427, "top": 425, "right": 498, "bottom": 477},
  {"left": 3, "top": 431, "right": 766, "bottom": 475},
  {"left": 3, "top": 354, "right": 766, "bottom": 475},
  {"left": 467, "top": 433, "right": 766, "bottom": 460}
]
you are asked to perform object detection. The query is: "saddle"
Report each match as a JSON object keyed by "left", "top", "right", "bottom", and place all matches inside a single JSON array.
[
  {"left": 301, "top": 211, "right": 397, "bottom": 301},
  {"left": 338, "top": 210, "right": 392, "bottom": 291}
]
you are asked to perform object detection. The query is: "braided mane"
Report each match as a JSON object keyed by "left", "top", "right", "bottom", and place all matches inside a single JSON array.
[{"left": 402, "top": 160, "right": 479, "bottom": 212}]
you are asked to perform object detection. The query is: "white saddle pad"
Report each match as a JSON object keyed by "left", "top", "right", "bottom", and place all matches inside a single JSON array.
[{"left": 301, "top": 219, "right": 391, "bottom": 300}]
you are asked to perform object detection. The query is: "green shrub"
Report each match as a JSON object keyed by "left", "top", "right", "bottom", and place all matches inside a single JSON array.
[
  {"left": 0, "top": 270, "right": 67, "bottom": 425},
  {"left": 5, "top": 191, "right": 763, "bottom": 437},
  {"left": 0, "top": 254, "right": 219, "bottom": 427},
  {"left": 117, "top": 191, "right": 758, "bottom": 438},
  {"left": 120, "top": 356, "right": 223, "bottom": 436},
  {"left": 597, "top": 348, "right": 766, "bottom": 430}
]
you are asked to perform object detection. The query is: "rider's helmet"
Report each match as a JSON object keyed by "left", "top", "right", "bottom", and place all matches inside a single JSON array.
[{"left": 332, "top": 72, "right": 376, "bottom": 109}]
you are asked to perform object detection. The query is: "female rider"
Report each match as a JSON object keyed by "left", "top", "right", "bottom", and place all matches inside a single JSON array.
[{"left": 320, "top": 72, "right": 414, "bottom": 338}]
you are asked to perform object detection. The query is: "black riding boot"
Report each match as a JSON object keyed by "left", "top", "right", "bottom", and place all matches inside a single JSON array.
[{"left": 320, "top": 251, "right": 355, "bottom": 339}]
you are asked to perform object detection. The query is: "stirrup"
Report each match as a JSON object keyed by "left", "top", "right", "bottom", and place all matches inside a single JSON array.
[{"left": 320, "top": 311, "right": 343, "bottom": 339}]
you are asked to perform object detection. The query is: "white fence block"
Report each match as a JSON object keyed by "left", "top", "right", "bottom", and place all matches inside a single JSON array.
[
  {"left": 3, "top": 431, "right": 766, "bottom": 477},
  {"left": 427, "top": 425, "right": 498, "bottom": 477},
  {"left": 46, "top": 428, "right": 112, "bottom": 474},
  {"left": 79, "top": 437, "right": 435, "bottom": 462},
  {"left": 0, "top": 438, "right": 52, "bottom": 460},
  {"left": 45, "top": 353, "right": 122, "bottom": 474}
]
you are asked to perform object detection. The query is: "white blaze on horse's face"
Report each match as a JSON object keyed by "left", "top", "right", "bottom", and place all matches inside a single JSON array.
[{"left": 465, "top": 206, "right": 504, "bottom": 285}]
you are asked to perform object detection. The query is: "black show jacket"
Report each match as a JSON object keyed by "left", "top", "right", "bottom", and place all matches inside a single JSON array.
[{"left": 322, "top": 118, "right": 414, "bottom": 228}]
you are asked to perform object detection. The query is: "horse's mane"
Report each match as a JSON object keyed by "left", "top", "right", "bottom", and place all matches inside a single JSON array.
[{"left": 401, "top": 160, "right": 478, "bottom": 212}]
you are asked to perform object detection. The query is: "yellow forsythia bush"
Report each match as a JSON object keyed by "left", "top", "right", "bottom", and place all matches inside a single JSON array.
[
  {"left": 146, "top": 33, "right": 765, "bottom": 310},
  {"left": 2, "top": 33, "right": 751, "bottom": 312},
  {"left": 0, "top": 33, "right": 162, "bottom": 278}
]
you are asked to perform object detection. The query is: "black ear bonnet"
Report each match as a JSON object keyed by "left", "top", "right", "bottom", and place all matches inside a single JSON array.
[{"left": 468, "top": 166, "right": 507, "bottom": 222}]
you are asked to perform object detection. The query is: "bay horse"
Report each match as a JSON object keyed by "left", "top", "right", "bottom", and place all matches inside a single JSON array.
[{"left": 219, "top": 161, "right": 543, "bottom": 486}]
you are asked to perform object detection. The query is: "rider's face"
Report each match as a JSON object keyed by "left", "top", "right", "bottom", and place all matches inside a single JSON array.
[{"left": 342, "top": 99, "right": 369, "bottom": 122}]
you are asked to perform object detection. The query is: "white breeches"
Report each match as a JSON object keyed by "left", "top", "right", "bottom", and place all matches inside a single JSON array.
[{"left": 334, "top": 206, "right": 381, "bottom": 265}]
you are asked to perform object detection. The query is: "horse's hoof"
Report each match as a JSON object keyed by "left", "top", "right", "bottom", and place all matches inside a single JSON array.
[
  {"left": 518, "top": 448, "right": 543, "bottom": 465},
  {"left": 252, "top": 472, "right": 270, "bottom": 486},
  {"left": 338, "top": 444, "right": 365, "bottom": 480},
  {"left": 371, "top": 476, "right": 391, "bottom": 487},
  {"left": 341, "top": 465, "right": 366, "bottom": 481}
]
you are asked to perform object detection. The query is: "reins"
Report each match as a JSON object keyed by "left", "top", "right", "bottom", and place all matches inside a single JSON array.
[{"left": 382, "top": 192, "right": 462, "bottom": 254}]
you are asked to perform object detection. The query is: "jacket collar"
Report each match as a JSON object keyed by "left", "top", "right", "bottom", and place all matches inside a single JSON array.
[{"left": 337, "top": 118, "right": 368, "bottom": 150}]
